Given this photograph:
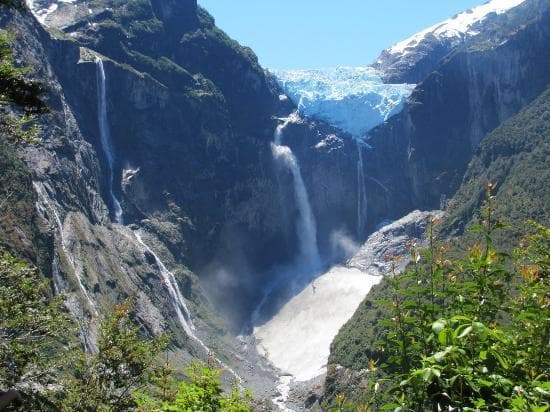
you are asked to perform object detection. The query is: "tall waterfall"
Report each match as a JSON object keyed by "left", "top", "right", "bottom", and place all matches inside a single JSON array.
[
  {"left": 356, "top": 140, "right": 367, "bottom": 240},
  {"left": 96, "top": 58, "right": 123, "bottom": 224},
  {"left": 272, "top": 114, "right": 320, "bottom": 269}
]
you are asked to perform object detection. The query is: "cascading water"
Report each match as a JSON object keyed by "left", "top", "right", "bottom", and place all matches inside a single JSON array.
[
  {"left": 96, "top": 58, "right": 123, "bottom": 225},
  {"left": 132, "top": 231, "right": 243, "bottom": 384},
  {"left": 33, "top": 183, "right": 98, "bottom": 316},
  {"left": 133, "top": 231, "right": 195, "bottom": 337},
  {"left": 272, "top": 114, "right": 320, "bottom": 269},
  {"left": 356, "top": 139, "right": 368, "bottom": 240},
  {"left": 264, "top": 114, "right": 322, "bottom": 410}
]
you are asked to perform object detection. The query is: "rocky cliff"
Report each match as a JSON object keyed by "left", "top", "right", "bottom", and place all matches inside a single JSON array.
[{"left": 361, "top": 0, "right": 550, "bottom": 226}]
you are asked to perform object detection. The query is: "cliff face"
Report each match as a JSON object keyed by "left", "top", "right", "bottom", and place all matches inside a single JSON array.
[
  {"left": 3, "top": 0, "right": 361, "bottom": 354},
  {"left": 1, "top": 5, "right": 290, "bottom": 389},
  {"left": 362, "top": 0, "right": 550, "bottom": 223}
]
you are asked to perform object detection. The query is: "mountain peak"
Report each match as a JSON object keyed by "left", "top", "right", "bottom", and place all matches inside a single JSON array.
[
  {"left": 25, "top": 0, "right": 198, "bottom": 29},
  {"left": 386, "top": 0, "right": 526, "bottom": 57}
]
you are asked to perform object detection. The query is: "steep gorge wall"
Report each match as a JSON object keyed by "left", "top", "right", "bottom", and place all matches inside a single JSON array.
[{"left": 2, "top": 0, "right": 364, "bottom": 342}]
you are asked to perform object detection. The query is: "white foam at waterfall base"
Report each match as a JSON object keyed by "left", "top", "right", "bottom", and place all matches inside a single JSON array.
[
  {"left": 254, "top": 266, "right": 380, "bottom": 382},
  {"left": 96, "top": 58, "right": 123, "bottom": 224},
  {"left": 272, "top": 375, "right": 294, "bottom": 412},
  {"left": 253, "top": 210, "right": 440, "bottom": 389}
]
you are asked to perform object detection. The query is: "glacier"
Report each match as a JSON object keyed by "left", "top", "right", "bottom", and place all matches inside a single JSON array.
[{"left": 273, "top": 66, "right": 415, "bottom": 137}]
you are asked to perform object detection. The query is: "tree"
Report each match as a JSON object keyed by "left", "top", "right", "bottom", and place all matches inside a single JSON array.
[
  {"left": 0, "top": 248, "right": 71, "bottom": 409},
  {"left": 136, "top": 361, "right": 252, "bottom": 412},
  {"left": 0, "top": 30, "right": 46, "bottom": 114},
  {"left": 63, "top": 300, "right": 168, "bottom": 412}
]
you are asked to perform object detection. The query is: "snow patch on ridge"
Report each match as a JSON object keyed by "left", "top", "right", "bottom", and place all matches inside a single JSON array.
[
  {"left": 25, "top": 0, "right": 76, "bottom": 26},
  {"left": 387, "top": 0, "right": 526, "bottom": 56},
  {"left": 273, "top": 67, "right": 415, "bottom": 137}
]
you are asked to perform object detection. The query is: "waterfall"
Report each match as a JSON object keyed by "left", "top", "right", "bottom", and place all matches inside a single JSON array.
[
  {"left": 133, "top": 231, "right": 195, "bottom": 337},
  {"left": 356, "top": 140, "right": 367, "bottom": 240},
  {"left": 133, "top": 231, "right": 243, "bottom": 384},
  {"left": 96, "top": 58, "right": 123, "bottom": 224},
  {"left": 272, "top": 114, "right": 320, "bottom": 269},
  {"left": 33, "top": 183, "right": 98, "bottom": 316}
]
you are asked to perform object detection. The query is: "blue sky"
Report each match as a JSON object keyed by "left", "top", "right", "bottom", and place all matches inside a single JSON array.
[{"left": 198, "top": 0, "right": 485, "bottom": 69}]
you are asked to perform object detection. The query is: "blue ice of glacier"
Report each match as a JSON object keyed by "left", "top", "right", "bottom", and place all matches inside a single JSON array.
[{"left": 273, "top": 67, "right": 416, "bottom": 137}]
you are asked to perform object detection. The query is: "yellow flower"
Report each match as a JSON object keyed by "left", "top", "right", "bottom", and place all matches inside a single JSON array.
[
  {"left": 521, "top": 265, "right": 540, "bottom": 282},
  {"left": 368, "top": 358, "right": 379, "bottom": 372}
]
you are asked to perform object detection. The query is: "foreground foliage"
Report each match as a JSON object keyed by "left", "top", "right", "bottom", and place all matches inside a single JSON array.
[
  {"left": 330, "top": 193, "right": 549, "bottom": 411},
  {"left": 62, "top": 301, "right": 168, "bottom": 411},
  {"left": 136, "top": 361, "right": 252, "bottom": 412},
  {"left": 0, "top": 29, "right": 47, "bottom": 144},
  {"left": 0, "top": 249, "right": 70, "bottom": 409}
]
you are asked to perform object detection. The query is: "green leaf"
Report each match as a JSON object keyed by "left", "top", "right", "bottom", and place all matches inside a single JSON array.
[
  {"left": 451, "top": 315, "right": 472, "bottom": 322},
  {"left": 469, "top": 224, "right": 483, "bottom": 233},
  {"left": 432, "top": 319, "right": 447, "bottom": 334},
  {"left": 458, "top": 326, "right": 473, "bottom": 339},
  {"left": 433, "top": 347, "right": 452, "bottom": 362},
  {"left": 472, "top": 322, "right": 485, "bottom": 334},
  {"left": 438, "top": 328, "right": 450, "bottom": 345}
]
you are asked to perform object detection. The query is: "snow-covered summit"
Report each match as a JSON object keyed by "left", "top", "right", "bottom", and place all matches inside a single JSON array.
[
  {"left": 273, "top": 67, "right": 415, "bottom": 137},
  {"left": 25, "top": 0, "right": 76, "bottom": 25},
  {"left": 386, "top": 0, "right": 526, "bottom": 57}
]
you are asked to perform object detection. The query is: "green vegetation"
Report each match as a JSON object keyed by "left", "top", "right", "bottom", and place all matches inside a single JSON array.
[
  {"left": 136, "top": 362, "right": 252, "bottom": 412},
  {"left": 62, "top": 301, "right": 168, "bottom": 411},
  {"left": 326, "top": 194, "right": 549, "bottom": 411},
  {"left": 443, "top": 87, "right": 550, "bottom": 244},
  {"left": 0, "top": 253, "right": 252, "bottom": 410},
  {"left": 0, "top": 30, "right": 47, "bottom": 144},
  {"left": 0, "top": 138, "right": 44, "bottom": 259},
  {"left": 0, "top": 28, "right": 49, "bottom": 262},
  {"left": 0, "top": 249, "right": 70, "bottom": 409}
]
